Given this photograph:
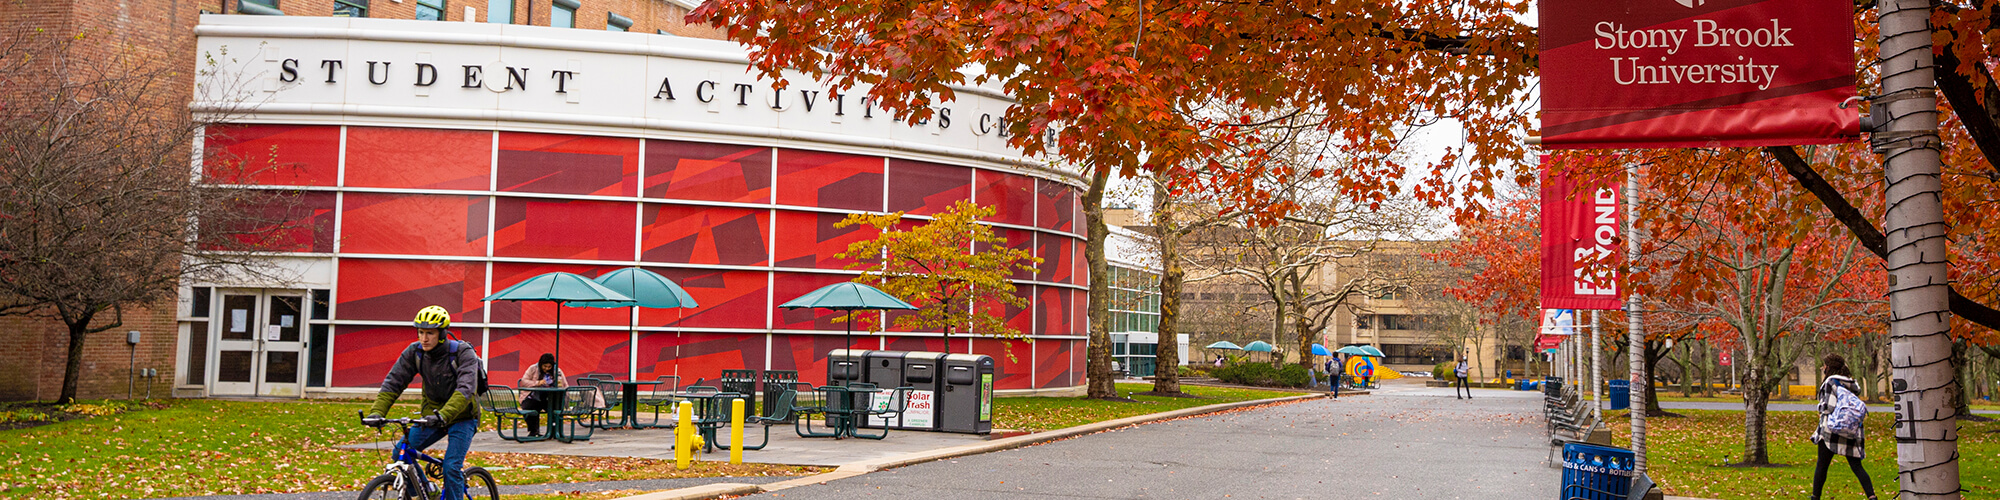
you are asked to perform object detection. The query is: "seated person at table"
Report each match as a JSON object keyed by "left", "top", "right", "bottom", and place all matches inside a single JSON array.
[{"left": 517, "top": 353, "right": 564, "bottom": 437}]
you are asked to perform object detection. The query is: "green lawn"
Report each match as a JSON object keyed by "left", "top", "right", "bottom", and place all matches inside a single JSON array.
[
  {"left": 993, "top": 382, "right": 1309, "bottom": 433},
  {"left": 1607, "top": 409, "right": 2000, "bottom": 499},
  {"left": 0, "top": 399, "right": 816, "bottom": 500},
  {"left": 1649, "top": 393, "right": 2000, "bottom": 411},
  {"left": 0, "top": 384, "right": 1305, "bottom": 499}
]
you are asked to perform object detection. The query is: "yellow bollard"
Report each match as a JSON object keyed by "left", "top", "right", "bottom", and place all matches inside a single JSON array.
[
  {"left": 729, "top": 398, "right": 745, "bottom": 464},
  {"left": 675, "top": 400, "right": 693, "bottom": 470}
]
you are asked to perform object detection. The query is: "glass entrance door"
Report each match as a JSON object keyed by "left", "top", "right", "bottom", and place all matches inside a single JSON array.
[{"left": 210, "top": 290, "right": 308, "bottom": 397}]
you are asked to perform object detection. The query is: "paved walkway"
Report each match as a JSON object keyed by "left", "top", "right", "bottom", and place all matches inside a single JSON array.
[
  {"left": 742, "top": 381, "right": 1559, "bottom": 499},
  {"left": 342, "top": 420, "right": 996, "bottom": 467},
  {"left": 139, "top": 477, "right": 785, "bottom": 500}
]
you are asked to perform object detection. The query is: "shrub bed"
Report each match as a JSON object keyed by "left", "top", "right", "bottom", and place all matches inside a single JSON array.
[{"left": 1210, "top": 363, "right": 1311, "bottom": 388}]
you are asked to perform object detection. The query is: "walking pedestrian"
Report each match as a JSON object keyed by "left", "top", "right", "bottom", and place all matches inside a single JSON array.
[
  {"left": 1809, "top": 354, "right": 1877, "bottom": 500},
  {"left": 1455, "top": 357, "right": 1472, "bottom": 399}
]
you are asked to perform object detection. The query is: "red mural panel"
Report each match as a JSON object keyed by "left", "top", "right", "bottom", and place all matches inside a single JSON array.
[
  {"left": 331, "top": 325, "right": 422, "bottom": 388},
  {"left": 975, "top": 286, "right": 1035, "bottom": 338},
  {"left": 884, "top": 336, "right": 950, "bottom": 354},
  {"left": 484, "top": 262, "right": 634, "bottom": 326},
  {"left": 641, "top": 204, "right": 768, "bottom": 266},
  {"left": 645, "top": 140, "right": 771, "bottom": 204},
  {"left": 980, "top": 227, "right": 1036, "bottom": 282},
  {"left": 497, "top": 132, "right": 638, "bottom": 197},
  {"left": 488, "top": 328, "right": 632, "bottom": 381},
  {"left": 1072, "top": 288, "right": 1090, "bottom": 337},
  {"left": 1034, "top": 337, "right": 1078, "bottom": 389},
  {"left": 340, "top": 193, "right": 487, "bottom": 256},
  {"left": 767, "top": 333, "right": 861, "bottom": 385},
  {"left": 972, "top": 337, "right": 1034, "bottom": 390},
  {"left": 1035, "top": 286, "right": 1074, "bottom": 337},
  {"left": 337, "top": 259, "right": 488, "bottom": 323},
  {"left": 886, "top": 159, "right": 971, "bottom": 215},
  {"left": 346, "top": 127, "right": 491, "bottom": 191},
  {"left": 492, "top": 198, "right": 635, "bottom": 261},
  {"left": 1072, "top": 236, "right": 1090, "bottom": 287},
  {"left": 773, "top": 272, "right": 870, "bottom": 331},
  {"left": 1035, "top": 178, "right": 1076, "bottom": 233},
  {"left": 638, "top": 268, "right": 767, "bottom": 330},
  {"left": 1036, "top": 234, "right": 1073, "bottom": 284},
  {"left": 974, "top": 170, "right": 1036, "bottom": 227},
  {"left": 204, "top": 124, "right": 339, "bottom": 187},
  {"left": 633, "top": 332, "right": 768, "bottom": 385},
  {"left": 212, "top": 191, "right": 336, "bottom": 253},
  {"left": 772, "top": 210, "right": 877, "bottom": 270},
  {"left": 774, "top": 149, "right": 882, "bottom": 211}
]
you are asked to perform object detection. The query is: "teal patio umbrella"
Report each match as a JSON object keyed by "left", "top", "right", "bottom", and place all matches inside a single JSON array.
[
  {"left": 1243, "top": 341, "right": 1276, "bottom": 362},
  {"left": 1358, "top": 345, "right": 1386, "bottom": 358},
  {"left": 1335, "top": 345, "right": 1373, "bottom": 356},
  {"left": 566, "top": 267, "right": 699, "bottom": 379},
  {"left": 1204, "top": 341, "right": 1243, "bottom": 350},
  {"left": 484, "top": 272, "right": 636, "bottom": 374},
  {"left": 780, "top": 281, "right": 916, "bottom": 381}
]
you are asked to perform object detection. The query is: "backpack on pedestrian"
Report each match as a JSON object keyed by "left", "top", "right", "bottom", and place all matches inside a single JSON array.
[
  {"left": 1822, "top": 384, "right": 1865, "bottom": 440},
  {"left": 421, "top": 339, "right": 490, "bottom": 396}
]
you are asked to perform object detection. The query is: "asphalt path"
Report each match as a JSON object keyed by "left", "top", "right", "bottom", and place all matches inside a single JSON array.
[{"left": 754, "top": 381, "right": 1558, "bottom": 499}]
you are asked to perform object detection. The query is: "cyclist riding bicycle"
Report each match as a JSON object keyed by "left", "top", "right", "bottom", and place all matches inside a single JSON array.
[{"left": 365, "top": 305, "right": 482, "bottom": 500}]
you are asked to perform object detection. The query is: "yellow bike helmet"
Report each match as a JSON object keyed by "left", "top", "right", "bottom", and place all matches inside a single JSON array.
[{"left": 412, "top": 305, "right": 452, "bottom": 330}]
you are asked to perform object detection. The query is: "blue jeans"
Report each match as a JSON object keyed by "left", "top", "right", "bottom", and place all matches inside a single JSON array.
[{"left": 404, "top": 418, "right": 477, "bottom": 500}]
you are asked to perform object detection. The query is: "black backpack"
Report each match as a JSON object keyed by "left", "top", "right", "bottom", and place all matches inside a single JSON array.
[{"left": 422, "top": 339, "right": 490, "bottom": 396}]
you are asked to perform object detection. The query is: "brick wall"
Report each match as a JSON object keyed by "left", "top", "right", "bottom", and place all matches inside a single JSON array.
[
  {"left": 225, "top": 0, "right": 725, "bottom": 38},
  {"left": 0, "top": 306, "right": 179, "bottom": 401},
  {"left": 0, "top": 0, "right": 199, "bottom": 402}
]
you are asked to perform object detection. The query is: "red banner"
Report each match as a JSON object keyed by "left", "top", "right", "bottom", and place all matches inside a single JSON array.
[
  {"left": 1539, "top": 0, "right": 1858, "bottom": 148},
  {"left": 1541, "top": 159, "right": 1625, "bottom": 310},
  {"left": 1535, "top": 334, "right": 1566, "bottom": 352}
]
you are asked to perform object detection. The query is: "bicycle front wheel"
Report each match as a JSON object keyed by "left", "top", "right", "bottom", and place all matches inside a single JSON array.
[
  {"left": 356, "top": 474, "right": 399, "bottom": 500},
  {"left": 462, "top": 467, "right": 499, "bottom": 500}
]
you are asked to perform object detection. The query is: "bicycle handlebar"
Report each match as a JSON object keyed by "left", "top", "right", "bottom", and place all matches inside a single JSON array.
[{"left": 356, "top": 410, "right": 443, "bottom": 428}]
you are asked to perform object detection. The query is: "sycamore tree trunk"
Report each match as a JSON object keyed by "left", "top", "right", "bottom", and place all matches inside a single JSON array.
[
  {"left": 1150, "top": 181, "right": 1185, "bottom": 395},
  {"left": 1879, "top": 0, "right": 1961, "bottom": 495},
  {"left": 1290, "top": 274, "right": 1315, "bottom": 369},
  {"left": 1083, "top": 167, "right": 1116, "bottom": 399}
]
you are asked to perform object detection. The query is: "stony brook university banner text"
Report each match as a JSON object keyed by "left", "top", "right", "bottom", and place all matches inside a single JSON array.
[
  {"left": 1538, "top": 0, "right": 1859, "bottom": 148},
  {"left": 1541, "top": 157, "right": 1625, "bottom": 311}
]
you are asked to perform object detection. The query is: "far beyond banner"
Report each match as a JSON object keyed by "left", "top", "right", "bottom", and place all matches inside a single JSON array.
[
  {"left": 1539, "top": 0, "right": 1859, "bottom": 148},
  {"left": 1541, "top": 159, "right": 1626, "bottom": 310}
]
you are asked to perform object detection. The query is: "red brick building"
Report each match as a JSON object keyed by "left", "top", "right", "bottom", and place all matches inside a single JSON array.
[
  {"left": 0, "top": 0, "right": 730, "bottom": 402},
  {"left": 4, "top": 2, "right": 1091, "bottom": 402}
]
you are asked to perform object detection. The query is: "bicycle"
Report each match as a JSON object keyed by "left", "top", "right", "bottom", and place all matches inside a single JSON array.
[{"left": 356, "top": 412, "right": 499, "bottom": 500}]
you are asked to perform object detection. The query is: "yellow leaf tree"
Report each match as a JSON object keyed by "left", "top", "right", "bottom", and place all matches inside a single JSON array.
[{"left": 837, "top": 201, "right": 1042, "bottom": 352}]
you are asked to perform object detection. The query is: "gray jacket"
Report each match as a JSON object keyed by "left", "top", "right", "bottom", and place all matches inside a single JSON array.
[{"left": 375, "top": 341, "right": 482, "bottom": 422}]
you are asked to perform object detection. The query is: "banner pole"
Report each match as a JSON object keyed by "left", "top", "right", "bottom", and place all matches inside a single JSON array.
[
  {"left": 1627, "top": 164, "right": 1647, "bottom": 475},
  {"left": 1592, "top": 310, "right": 1601, "bottom": 422}
]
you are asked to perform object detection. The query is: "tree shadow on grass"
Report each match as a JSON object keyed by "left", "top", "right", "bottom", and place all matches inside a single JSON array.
[
  {"left": 1131, "top": 391, "right": 1207, "bottom": 399},
  {"left": 1719, "top": 461, "right": 1793, "bottom": 468}
]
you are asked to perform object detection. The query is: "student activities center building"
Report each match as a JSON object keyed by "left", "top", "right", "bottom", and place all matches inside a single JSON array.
[{"left": 2, "top": 7, "right": 1094, "bottom": 400}]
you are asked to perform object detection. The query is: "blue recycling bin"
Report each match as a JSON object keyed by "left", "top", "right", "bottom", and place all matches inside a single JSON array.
[
  {"left": 1607, "top": 379, "right": 1630, "bottom": 410},
  {"left": 1561, "top": 443, "right": 1635, "bottom": 500}
]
